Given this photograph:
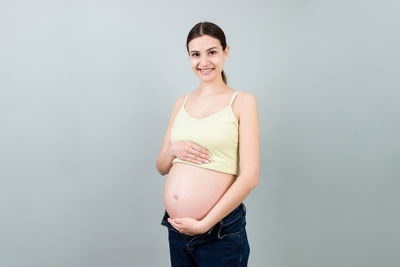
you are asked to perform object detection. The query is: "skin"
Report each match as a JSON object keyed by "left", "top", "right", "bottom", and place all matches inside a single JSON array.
[{"left": 156, "top": 35, "right": 260, "bottom": 236}]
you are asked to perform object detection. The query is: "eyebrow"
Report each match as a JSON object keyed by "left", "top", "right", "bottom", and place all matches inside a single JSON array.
[{"left": 189, "top": 46, "right": 218, "bottom": 53}]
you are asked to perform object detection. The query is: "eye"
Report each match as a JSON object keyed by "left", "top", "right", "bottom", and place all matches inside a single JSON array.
[
  {"left": 191, "top": 52, "right": 199, "bottom": 57},
  {"left": 209, "top": 50, "right": 217, "bottom": 55}
]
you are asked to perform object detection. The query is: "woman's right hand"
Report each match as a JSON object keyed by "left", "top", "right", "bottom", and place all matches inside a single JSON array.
[{"left": 169, "top": 141, "right": 212, "bottom": 165}]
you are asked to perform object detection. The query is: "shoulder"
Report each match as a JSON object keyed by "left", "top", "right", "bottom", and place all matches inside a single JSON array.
[
  {"left": 236, "top": 91, "right": 258, "bottom": 108},
  {"left": 172, "top": 93, "right": 188, "bottom": 110},
  {"left": 234, "top": 91, "right": 258, "bottom": 122}
]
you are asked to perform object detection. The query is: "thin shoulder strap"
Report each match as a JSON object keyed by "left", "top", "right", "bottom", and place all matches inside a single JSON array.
[
  {"left": 183, "top": 93, "right": 189, "bottom": 106},
  {"left": 229, "top": 91, "right": 239, "bottom": 106}
]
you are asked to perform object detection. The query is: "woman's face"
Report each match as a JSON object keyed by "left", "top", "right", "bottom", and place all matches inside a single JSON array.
[{"left": 187, "top": 35, "right": 229, "bottom": 83}]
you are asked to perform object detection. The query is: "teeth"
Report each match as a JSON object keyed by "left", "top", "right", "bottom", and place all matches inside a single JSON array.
[{"left": 200, "top": 69, "right": 213, "bottom": 72}]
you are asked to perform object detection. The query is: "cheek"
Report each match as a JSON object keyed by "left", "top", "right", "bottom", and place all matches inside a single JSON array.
[
  {"left": 190, "top": 60, "right": 198, "bottom": 69},
  {"left": 213, "top": 61, "right": 224, "bottom": 70},
  {"left": 214, "top": 56, "right": 225, "bottom": 66}
]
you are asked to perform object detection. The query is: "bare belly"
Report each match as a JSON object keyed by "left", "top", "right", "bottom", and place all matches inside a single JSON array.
[{"left": 164, "top": 162, "right": 236, "bottom": 220}]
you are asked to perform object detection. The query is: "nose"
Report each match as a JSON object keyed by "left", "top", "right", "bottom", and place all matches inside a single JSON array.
[{"left": 199, "top": 54, "right": 208, "bottom": 66}]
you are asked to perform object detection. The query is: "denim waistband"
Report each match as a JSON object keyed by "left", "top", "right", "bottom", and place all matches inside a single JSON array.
[{"left": 161, "top": 202, "right": 246, "bottom": 236}]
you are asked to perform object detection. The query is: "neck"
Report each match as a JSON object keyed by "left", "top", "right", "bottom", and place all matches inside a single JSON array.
[{"left": 197, "top": 77, "right": 228, "bottom": 96}]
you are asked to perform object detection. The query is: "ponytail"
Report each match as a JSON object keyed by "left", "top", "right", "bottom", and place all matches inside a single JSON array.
[
  {"left": 187, "top": 22, "right": 228, "bottom": 85},
  {"left": 221, "top": 70, "right": 227, "bottom": 85}
]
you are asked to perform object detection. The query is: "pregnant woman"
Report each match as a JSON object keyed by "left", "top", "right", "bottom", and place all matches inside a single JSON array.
[{"left": 156, "top": 21, "right": 260, "bottom": 267}]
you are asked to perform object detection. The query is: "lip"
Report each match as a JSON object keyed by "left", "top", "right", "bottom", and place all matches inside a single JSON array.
[{"left": 198, "top": 68, "right": 215, "bottom": 75}]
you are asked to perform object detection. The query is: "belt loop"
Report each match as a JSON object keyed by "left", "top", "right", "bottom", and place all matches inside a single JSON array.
[{"left": 242, "top": 202, "right": 246, "bottom": 216}]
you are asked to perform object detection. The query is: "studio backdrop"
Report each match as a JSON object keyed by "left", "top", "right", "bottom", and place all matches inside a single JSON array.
[{"left": 1, "top": 0, "right": 399, "bottom": 267}]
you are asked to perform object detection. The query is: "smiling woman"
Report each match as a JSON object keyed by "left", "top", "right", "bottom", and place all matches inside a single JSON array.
[
  {"left": 187, "top": 26, "right": 229, "bottom": 85},
  {"left": 156, "top": 21, "right": 259, "bottom": 267}
]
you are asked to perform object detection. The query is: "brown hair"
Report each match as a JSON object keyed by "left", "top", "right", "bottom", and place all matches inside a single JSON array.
[{"left": 186, "top": 22, "right": 228, "bottom": 84}]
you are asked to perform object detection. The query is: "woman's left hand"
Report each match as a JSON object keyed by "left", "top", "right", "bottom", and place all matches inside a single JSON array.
[{"left": 167, "top": 217, "right": 208, "bottom": 236}]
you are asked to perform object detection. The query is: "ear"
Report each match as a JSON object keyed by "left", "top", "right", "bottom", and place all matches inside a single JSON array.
[{"left": 223, "top": 46, "right": 230, "bottom": 61}]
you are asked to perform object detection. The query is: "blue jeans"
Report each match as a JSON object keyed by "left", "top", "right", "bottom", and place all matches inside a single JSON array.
[{"left": 161, "top": 203, "right": 250, "bottom": 267}]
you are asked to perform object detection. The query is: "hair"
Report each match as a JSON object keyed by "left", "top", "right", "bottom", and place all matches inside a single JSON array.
[{"left": 186, "top": 22, "right": 228, "bottom": 85}]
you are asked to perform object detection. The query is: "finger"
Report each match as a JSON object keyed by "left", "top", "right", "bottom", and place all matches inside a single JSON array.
[
  {"left": 192, "top": 145, "right": 212, "bottom": 159},
  {"left": 184, "top": 153, "right": 203, "bottom": 164},
  {"left": 173, "top": 218, "right": 183, "bottom": 224},
  {"left": 188, "top": 150, "right": 211, "bottom": 163},
  {"left": 168, "top": 218, "right": 177, "bottom": 226},
  {"left": 189, "top": 143, "right": 210, "bottom": 156},
  {"left": 168, "top": 219, "right": 180, "bottom": 230}
]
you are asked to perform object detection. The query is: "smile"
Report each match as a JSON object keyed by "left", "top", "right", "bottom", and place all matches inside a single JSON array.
[{"left": 198, "top": 68, "right": 214, "bottom": 73}]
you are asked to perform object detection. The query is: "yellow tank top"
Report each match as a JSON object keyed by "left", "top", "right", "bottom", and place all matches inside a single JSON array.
[{"left": 170, "top": 91, "right": 239, "bottom": 175}]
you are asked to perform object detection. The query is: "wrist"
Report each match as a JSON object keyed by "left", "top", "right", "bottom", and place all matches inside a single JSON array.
[{"left": 200, "top": 217, "right": 213, "bottom": 233}]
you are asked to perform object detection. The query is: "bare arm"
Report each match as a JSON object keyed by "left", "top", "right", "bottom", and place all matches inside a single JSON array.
[
  {"left": 155, "top": 95, "right": 185, "bottom": 176},
  {"left": 157, "top": 95, "right": 214, "bottom": 177},
  {"left": 167, "top": 92, "right": 260, "bottom": 235},
  {"left": 199, "top": 91, "right": 260, "bottom": 229},
  {"left": 156, "top": 94, "right": 212, "bottom": 175}
]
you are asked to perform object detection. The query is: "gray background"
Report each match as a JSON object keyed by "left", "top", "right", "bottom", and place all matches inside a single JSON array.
[{"left": 1, "top": 0, "right": 399, "bottom": 266}]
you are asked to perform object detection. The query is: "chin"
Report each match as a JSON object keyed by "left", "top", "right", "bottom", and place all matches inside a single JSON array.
[
  {"left": 199, "top": 77, "right": 216, "bottom": 83},
  {"left": 198, "top": 74, "right": 217, "bottom": 82}
]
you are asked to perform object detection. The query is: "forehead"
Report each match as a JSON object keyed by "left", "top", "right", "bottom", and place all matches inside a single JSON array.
[{"left": 188, "top": 35, "right": 221, "bottom": 51}]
